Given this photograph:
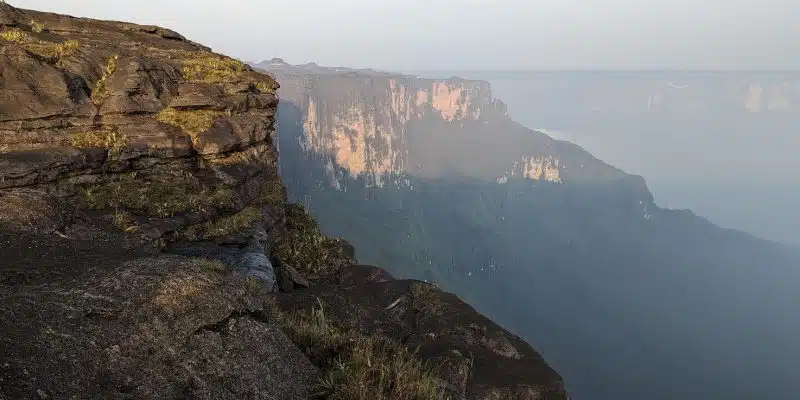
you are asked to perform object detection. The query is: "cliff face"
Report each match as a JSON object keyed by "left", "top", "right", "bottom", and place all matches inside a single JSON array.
[
  {"left": 266, "top": 63, "right": 656, "bottom": 209},
  {"left": 267, "top": 63, "right": 643, "bottom": 194},
  {"left": 276, "top": 69, "right": 498, "bottom": 183},
  {"left": 0, "top": 6, "right": 568, "bottom": 400}
]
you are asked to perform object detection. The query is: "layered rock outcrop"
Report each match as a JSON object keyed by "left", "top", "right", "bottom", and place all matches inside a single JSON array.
[
  {"left": 0, "top": 2, "right": 284, "bottom": 287},
  {"left": 0, "top": 5, "right": 568, "bottom": 399}
]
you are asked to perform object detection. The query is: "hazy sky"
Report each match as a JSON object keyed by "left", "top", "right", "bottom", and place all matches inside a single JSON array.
[{"left": 12, "top": 0, "right": 798, "bottom": 70}]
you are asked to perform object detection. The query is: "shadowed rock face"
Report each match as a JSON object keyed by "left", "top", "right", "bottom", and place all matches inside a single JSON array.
[{"left": 0, "top": 4, "right": 569, "bottom": 399}]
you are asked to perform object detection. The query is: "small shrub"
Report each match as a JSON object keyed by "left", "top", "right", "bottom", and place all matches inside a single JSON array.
[
  {"left": 91, "top": 55, "right": 119, "bottom": 105},
  {"left": 70, "top": 127, "right": 128, "bottom": 158},
  {"left": 275, "top": 203, "right": 353, "bottom": 278},
  {"left": 181, "top": 206, "right": 263, "bottom": 240},
  {"left": 0, "top": 28, "right": 26, "bottom": 43},
  {"left": 155, "top": 108, "right": 225, "bottom": 142},
  {"left": 30, "top": 20, "right": 45, "bottom": 33}
]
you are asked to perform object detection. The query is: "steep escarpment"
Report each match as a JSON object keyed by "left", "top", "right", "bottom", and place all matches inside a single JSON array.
[
  {"left": 264, "top": 61, "right": 643, "bottom": 192},
  {"left": 262, "top": 61, "right": 800, "bottom": 400},
  {"left": 0, "top": 5, "right": 568, "bottom": 399}
]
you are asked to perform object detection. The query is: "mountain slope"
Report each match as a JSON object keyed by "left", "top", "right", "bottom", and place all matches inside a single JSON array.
[{"left": 260, "top": 60, "right": 800, "bottom": 400}]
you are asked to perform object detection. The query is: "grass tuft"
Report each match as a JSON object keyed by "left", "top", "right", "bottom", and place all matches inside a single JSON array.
[
  {"left": 155, "top": 108, "right": 225, "bottom": 142},
  {"left": 255, "top": 80, "right": 275, "bottom": 94},
  {"left": 0, "top": 28, "right": 26, "bottom": 43},
  {"left": 82, "top": 175, "right": 234, "bottom": 218},
  {"left": 181, "top": 206, "right": 263, "bottom": 240},
  {"left": 70, "top": 127, "right": 128, "bottom": 158},
  {"left": 409, "top": 282, "right": 445, "bottom": 316},
  {"left": 316, "top": 336, "right": 444, "bottom": 400},
  {"left": 245, "top": 275, "right": 265, "bottom": 295},
  {"left": 275, "top": 203, "right": 353, "bottom": 278},
  {"left": 91, "top": 55, "right": 119, "bottom": 105},
  {"left": 30, "top": 20, "right": 45, "bottom": 33},
  {"left": 269, "top": 299, "right": 445, "bottom": 400},
  {"left": 112, "top": 210, "right": 139, "bottom": 232}
]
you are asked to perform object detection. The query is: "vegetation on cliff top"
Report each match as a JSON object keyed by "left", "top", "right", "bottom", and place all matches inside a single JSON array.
[
  {"left": 0, "top": 27, "right": 78, "bottom": 65},
  {"left": 276, "top": 203, "right": 353, "bottom": 278},
  {"left": 180, "top": 205, "right": 263, "bottom": 240},
  {"left": 178, "top": 50, "right": 276, "bottom": 93},
  {"left": 182, "top": 53, "right": 246, "bottom": 83},
  {"left": 267, "top": 299, "right": 445, "bottom": 400},
  {"left": 82, "top": 173, "right": 234, "bottom": 218},
  {"left": 70, "top": 127, "right": 128, "bottom": 157}
]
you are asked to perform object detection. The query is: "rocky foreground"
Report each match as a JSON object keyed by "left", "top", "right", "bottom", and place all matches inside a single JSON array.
[{"left": 0, "top": 4, "right": 567, "bottom": 399}]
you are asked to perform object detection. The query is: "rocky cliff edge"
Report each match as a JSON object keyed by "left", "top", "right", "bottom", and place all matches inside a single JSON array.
[{"left": 0, "top": 5, "right": 567, "bottom": 399}]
